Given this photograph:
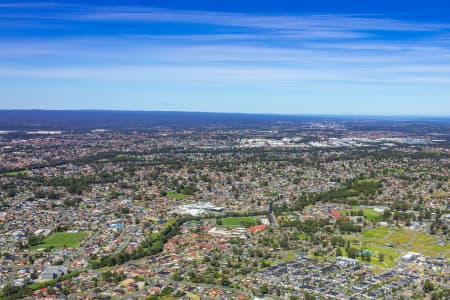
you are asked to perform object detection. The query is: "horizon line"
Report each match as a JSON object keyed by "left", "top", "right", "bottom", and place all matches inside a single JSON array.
[{"left": 0, "top": 109, "right": 449, "bottom": 119}]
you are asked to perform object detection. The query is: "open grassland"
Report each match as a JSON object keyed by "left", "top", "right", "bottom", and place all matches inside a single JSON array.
[
  {"left": 33, "top": 231, "right": 87, "bottom": 249},
  {"left": 409, "top": 233, "right": 449, "bottom": 257},
  {"left": 361, "top": 226, "right": 390, "bottom": 239},
  {"left": 389, "top": 230, "right": 412, "bottom": 245},
  {"left": 354, "top": 227, "right": 450, "bottom": 258}
]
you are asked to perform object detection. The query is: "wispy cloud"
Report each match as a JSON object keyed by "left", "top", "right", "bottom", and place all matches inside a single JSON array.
[
  {"left": 2, "top": 58, "right": 450, "bottom": 86},
  {"left": 0, "top": 2, "right": 59, "bottom": 8},
  {"left": 3, "top": 4, "right": 450, "bottom": 37},
  {"left": 75, "top": 7, "right": 450, "bottom": 33}
]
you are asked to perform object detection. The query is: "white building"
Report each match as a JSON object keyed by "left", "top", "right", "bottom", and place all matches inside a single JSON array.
[
  {"left": 336, "top": 256, "right": 359, "bottom": 267},
  {"left": 401, "top": 252, "right": 421, "bottom": 262},
  {"left": 39, "top": 266, "right": 68, "bottom": 281}
]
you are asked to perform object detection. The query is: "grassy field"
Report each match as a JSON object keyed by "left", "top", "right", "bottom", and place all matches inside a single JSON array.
[
  {"left": 1, "top": 170, "right": 30, "bottom": 177},
  {"left": 389, "top": 230, "right": 412, "bottom": 245},
  {"left": 96, "top": 266, "right": 115, "bottom": 273},
  {"left": 409, "top": 232, "right": 449, "bottom": 257},
  {"left": 342, "top": 207, "right": 382, "bottom": 222},
  {"left": 362, "top": 226, "right": 390, "bottom": 239},
  {"left": 353, "top": 226, "right": 450, "bottom": 259},
  {"left": 296, "top": 233, "right": 308, "bottom": 240},
  {"left": 186, "top": 292, "right": 200, "bottom": 300},
  {"left": 282, "top": 250, "right": 297, "bottom": 262},
  {"left": 219, "top": 216, "right": 257, "bottom": 227},
  {"left": 33, "top": 231, "right": 87, "bottom": 249},
  {"left": 361, "top": 208, "right": 382, "bottom": 222},
  {"left": 166, "top": 191, "right": 188, "bottom": 200},
  {"left": 303, "top": 204, "right": 314, "bottom": 210},
  {"left": 116, "top": 154, "right": 136, "bottom": 159},
  {"left": 340, "top": 245, "right": 400, "bottom": 268},
  {"left": 363, "top": 245, "right": 400, "bottom": 268}
]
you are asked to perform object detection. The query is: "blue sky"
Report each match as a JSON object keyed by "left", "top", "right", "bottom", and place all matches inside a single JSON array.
[{"left": 1, "top": 0, "right": 450, "bottom": 115}]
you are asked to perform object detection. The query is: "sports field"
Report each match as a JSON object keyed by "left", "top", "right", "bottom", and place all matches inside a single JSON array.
[
  {"left": 342, "top": 206, "right": 382, "bottom": 222},
  {"left": 33, "top": 231, "right": 87, "bottom": 249},
  {"left": 218, "top": 216, "right": 257, "bottom": 227}
]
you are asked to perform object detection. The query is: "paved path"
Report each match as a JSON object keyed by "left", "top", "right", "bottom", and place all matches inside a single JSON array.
[
  {"left": 383, "top": 231, "right": 393, "bottom": 241},
  {"left": 268, "top": 201, "right": 279, "bottom": 228},
  {"left": 407, "top": 232, "right": 418, "bottom": 246}
]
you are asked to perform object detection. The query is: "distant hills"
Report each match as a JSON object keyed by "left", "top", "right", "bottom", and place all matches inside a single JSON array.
[{"left": 0, "top": 110, "right": 448, "bottom": 131}]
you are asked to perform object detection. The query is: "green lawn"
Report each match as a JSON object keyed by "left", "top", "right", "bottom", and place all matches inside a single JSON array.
[
  {"left": 303, "top": 204, "right": 314, "bottom": 210},
  {"left": 339, "top": 245, "right": 400, "bottom": 268},
  {"left": 342, "top": 207, "right": 382, "bottom": 222},
  {"left": 296, "top": 233, "right": 308, "bottom": 240},
  {"left": 282, "top": 250, "right": 297, "bottom": 262},
  {"left": 96, "top": 266, "right": 115, "bottom": 273},
  {"left": 186, "top": 292, "right": 200, "bottom": 300},
  {"left": 116, "top": 154, "right": 136, "bottom": 159},
  {"left": 218, "top": 217, "right": 257, "bottom": 227},
  {"left": 1, "top": 170, "right": 30, "bottom": 177},
  {"left": 33, "top": 231, "right": 87, "bottom": 249},
  {"left": 362, "top": 209, "right": 382, "bottom": 222},
  {"left": 362, "top": 227, "right": 390, "bottom": 239},
  {"left": 166, "top": 191, "right": 188, "bottom": 200}
]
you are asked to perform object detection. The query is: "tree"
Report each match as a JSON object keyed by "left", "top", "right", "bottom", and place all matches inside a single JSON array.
[
  {"left": 26, "top": 233, "right": 42, "bottom": 247},
  {"left": 171, "top": 271, "right": 182, "bottom": 281},
  {"left": 423, "top": 279, "right": 434, "bottom": 293},
  {"left": 304, "top": 292, "right": 316, "bottom": 300},
  {"left": 259, "top": 284, "right": 269, "bottom": 295},
  {"left": 160, "top": 286, "right": 174, "bottom": 296},
  {"left": 346, "top": 247, "right": 358, "bottom": 259},
  {"left": 221, "top": 277, "right": 230, "bottom": 287}
]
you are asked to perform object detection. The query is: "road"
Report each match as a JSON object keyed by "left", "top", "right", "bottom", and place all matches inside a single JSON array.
[{"left": 269, "top": 200, "right": 279, "bottom": 228}]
